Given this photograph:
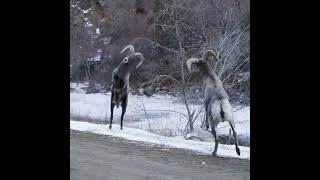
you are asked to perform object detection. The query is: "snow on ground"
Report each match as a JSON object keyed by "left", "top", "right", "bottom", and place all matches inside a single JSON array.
[
  {"left": 70, "top": 82, "right": 89, "bottom": 93},
  {"left": 70, "top": 121, "right": 250, "bottom": 159},
  {"left": 85, "top": 21, "right": 93, "bottom": 27},
  {"left": 96, "top": 28, "right": 100, "bottom": 35},
  {"left": 70, "top": 85, "right": 250, "bottom": 138}
]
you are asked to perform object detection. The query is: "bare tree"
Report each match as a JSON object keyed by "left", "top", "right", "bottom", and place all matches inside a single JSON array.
[
  {"left": 144, "top": 0, "right": 249, "bottom": 131},
  {"left": 70, "top": 0, "right": 250, "bottom": 104}
]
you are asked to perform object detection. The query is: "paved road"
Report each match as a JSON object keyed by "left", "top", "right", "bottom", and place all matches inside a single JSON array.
[{"left": 70, "top": 130, "right": 250, "bottom": 180}]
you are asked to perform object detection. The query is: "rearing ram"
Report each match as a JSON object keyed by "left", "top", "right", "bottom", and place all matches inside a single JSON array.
[
  {"left": 108, "top": 44, "right": 144, "bottom": 130},
  {"left": 186, "top": 50, "right": 241, "bottom": 156}
]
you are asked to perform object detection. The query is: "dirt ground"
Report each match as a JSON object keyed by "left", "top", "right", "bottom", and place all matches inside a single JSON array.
[{"left": 70, "top": 130, "right": 250, "bottom": 180}]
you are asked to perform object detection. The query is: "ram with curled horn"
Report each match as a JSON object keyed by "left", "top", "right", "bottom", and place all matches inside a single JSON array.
[
  {"left": 186, "top": 50, "right": 241, "bottom": 156},
  {"left": 108, "top": 44, "right": 145, "bottom": 130}
]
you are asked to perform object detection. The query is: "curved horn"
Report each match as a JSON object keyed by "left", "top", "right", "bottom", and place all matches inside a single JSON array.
[
  {"left": 201, "top": 50, "right": 217, "bottom": 63},
  {"left": 133, "top": 53, "right": 144, "bottom": 68},
  {"left": 120, "top": 44, "right": 135, "bottom": 55},
  {"left": 186, "top": 58, "right": 200, "bottom": 72}
]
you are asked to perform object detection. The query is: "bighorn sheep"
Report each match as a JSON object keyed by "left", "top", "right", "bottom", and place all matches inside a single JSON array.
[
  {"left": 186, "top": 50, "right": 240, "bottom": 156},
  {"left": 109, "top": 44, "right": 145, "bottom": 130}
]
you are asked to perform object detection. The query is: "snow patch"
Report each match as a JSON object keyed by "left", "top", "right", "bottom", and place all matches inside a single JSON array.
[
  {"left": 100, "top": 36, "right": 111, "bottom": 45},
  {"left": 96, "top": 28, "right": 100, "bottom": 35},
  {"left": 82, "top": 8, "right": 91, "bottom": 14},
  {"left": 70, "top": 121, "right": 250, "bottom": 159},
  {"left": 70, "top": 83, "right": 89, "bottom": 93},
  {"left": 85, "top": 21, "right": 93, "bottom": 27},
  {"left": 89, "top": 54, "right": 101, "bottom": 62},
  {"left": 70, "top": 91, "right": 250, "bottom": 139}
]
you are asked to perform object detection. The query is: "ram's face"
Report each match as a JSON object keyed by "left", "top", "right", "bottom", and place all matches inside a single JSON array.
[{"left": 193, "top": 61, "right": 206, "bottom": 71}]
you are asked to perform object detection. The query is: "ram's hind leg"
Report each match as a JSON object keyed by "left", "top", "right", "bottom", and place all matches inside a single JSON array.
[
  {"left": 205, "top": 109, "right": 210, "bottom": 130},
  {"left": 109, "top": 92, "right": 115, "bottom": 129},
  {"left": 211, "top": 124, "right": 219, "bottom": 156},
  {"left": 210, "top": 118, "right": 219, "bottom": 156},
  {"left": 229, "top": 121, "right": 240, "bottom": 156},
  {"left": 120, "top": 95, "right": 128, "bottom": 130},
  {"left": 204, "top": 100, "right": 210, "bottom": 130}
]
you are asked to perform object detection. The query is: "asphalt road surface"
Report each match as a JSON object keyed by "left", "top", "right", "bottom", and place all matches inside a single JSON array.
[{"left": 70, "top": 130, "right": 250, "bottom": 180}]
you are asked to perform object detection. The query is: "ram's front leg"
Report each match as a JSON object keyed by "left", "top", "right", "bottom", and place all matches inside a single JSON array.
[{"left": 109, "top": 91, "right": 116, "bottom": 129}]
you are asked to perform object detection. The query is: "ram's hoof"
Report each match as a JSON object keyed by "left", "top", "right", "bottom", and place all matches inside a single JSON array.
[
  {"left": 236, "top": 147, "right": 241, "bottom": 156},
  {"left": 212, "top": 151, "right": 217, "bottom": 156}
]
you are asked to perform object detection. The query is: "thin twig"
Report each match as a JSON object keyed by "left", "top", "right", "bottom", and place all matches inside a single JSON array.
[
  {"left": 139, "top": 96, "right": 152, "bottom": 131},
  {"left": 222, "top": 57, "right": 249, "bottom": 83},
  {"left": 233, "top": 106, "right": 246, "bottom": 112},
  {"left": 132, "top": 37, "right": 178, "bottom": 54},
  {"left": 135, "top": 109, "right": 188, "bottom": 118}
]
